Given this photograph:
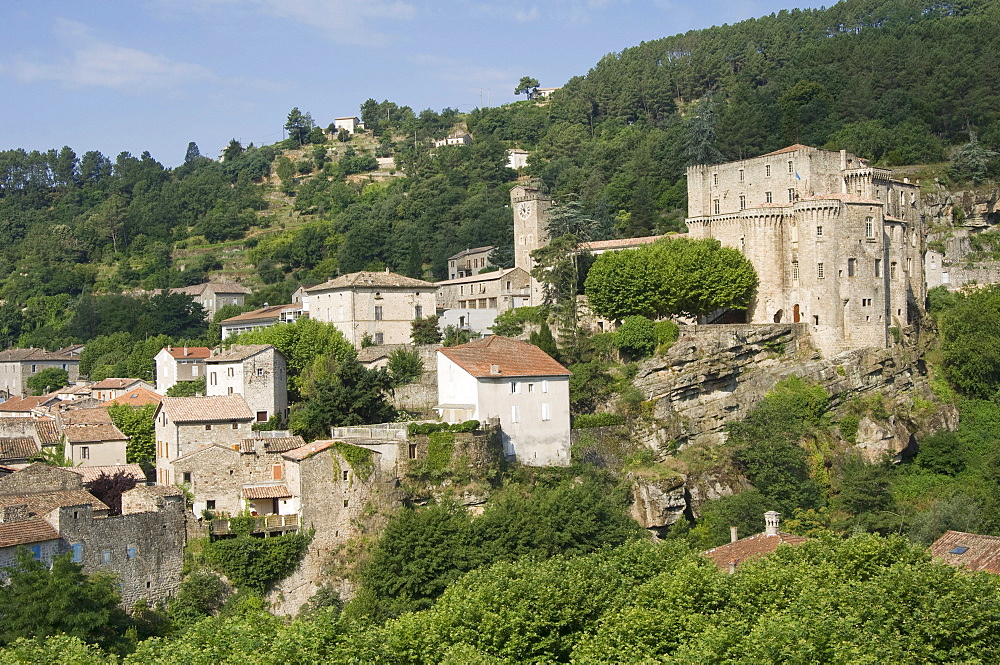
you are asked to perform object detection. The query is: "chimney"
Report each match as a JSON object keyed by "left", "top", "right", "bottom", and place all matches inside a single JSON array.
[
  {"left": 0, "top": 504, "right": 28, "bottom": 523},
  {"left": 489, "top": 364, "right": 501, "bottom": 375},
  {"left": 167, "top": 344, "right": 172, "bottom": 352},
  {"left": 730, "top": 526, "right": 739, "bottom": 543},
  {"left": 764, "top": 511, "right": 781, "bottom": 536},
  {"left": 183, "top": 346, "right": 188, "bottom": 357},
  {"left": 727, "top": 558, "right": 738, "bottom": 575}
]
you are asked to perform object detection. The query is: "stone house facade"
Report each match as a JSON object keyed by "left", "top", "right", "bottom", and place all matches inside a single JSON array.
[
  {"left": 219, "top": 304, "right": 304, "bottom": 339},
  {"left": 686, "top": 144, "right": 926, "bottom": 356},
  {"left": 154, "top": 346, "right": 211, "bottom": 393},
  {"left": 0, "top": 348, "right": 80, "bottom": 399},
  {"left": 510, "top": 181, "right": 553, "bottom": 307},
  {"left": 204, "top": 345, "right": 288, "bottom": 424},
  {"left": 89, "top": 378, "right": 155, "bottom": 402},
  {"left": 436, "top": 336, "right": 572, "bottom": 466},
  {"left": 447, "top": 246, "right": 494, "bottom": 280},
  {"left": 168, "top": 282, "right": 251, "bottom": 320},
  {"left": 0, "top": 464, "right": 186, "bottom": 610},
  {"left": 304, "top": 271, "right": 438, "bottom": 347},
  {"left": 153, "top": 395, "right": 254, "bottom": 485},
  {"left": 436, "top": 267, "right": 532, "bottom": 335},
  {"left": 170, "top": 435, "right": 304, "bottom": 518}
]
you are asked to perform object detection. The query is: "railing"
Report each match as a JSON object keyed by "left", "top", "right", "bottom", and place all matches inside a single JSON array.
[
  {"left": 210, "top": 514, "right": 299, "bottom": 535},
  {"left": 330, "top": 422, "right": 411, "bottom": 440}
]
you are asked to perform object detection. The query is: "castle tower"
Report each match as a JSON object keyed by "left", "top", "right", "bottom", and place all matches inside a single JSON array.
[{"left": 510, "top": 181, "right": 552, "bottom": 306}]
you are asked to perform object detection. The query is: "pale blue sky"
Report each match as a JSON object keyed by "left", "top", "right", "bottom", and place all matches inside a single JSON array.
[{"left": 0, "top": 1, "right": 822, "bottom": 166}]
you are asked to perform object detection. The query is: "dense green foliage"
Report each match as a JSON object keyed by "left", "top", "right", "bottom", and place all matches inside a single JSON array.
[
  {"left": 938, "top": 284, "right": 1000, "bottom": 398},
  {"left": 25, "top": 367, "right": 68, "bottom": 395},
  {"left": 387, "top": 347, "right": 423, "bottom": 386},
  {"left": 203, "top": 532, "right": 312, "bottom": 595},
  {"left": 164, "top": 377, "right": 206, "bottom": 398}
]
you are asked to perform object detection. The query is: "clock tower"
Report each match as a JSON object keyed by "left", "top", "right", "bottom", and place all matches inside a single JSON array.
[{"left": 510, "top": 181, "right": 552, "bottom": 276}]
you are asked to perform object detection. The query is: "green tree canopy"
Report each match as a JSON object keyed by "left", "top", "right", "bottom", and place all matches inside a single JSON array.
[{"left": 26, "top": 367, "right": 68, "bottom": 395}]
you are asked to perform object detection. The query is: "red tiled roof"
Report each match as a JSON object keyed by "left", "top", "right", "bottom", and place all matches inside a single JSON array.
[
  {"left": 33, "top": 419, "right": 60, "bottom": 445},
  {"left": 0, "top": 396, "right": 50, "bottom": 413},
  {"left": 68, "top": 464, "right": 146, "bottom": 484},
  {"left": 89, "top": 378, "right": 141, "bottom": 390},
  {"left": 438, "top": 336, "right": 571, "bottom": 379},
  {"left": 242, "top": 484, "right": 292, "bottom": 499},
  {"left": 930, "top": 530, "right": 1000, "bottom": 574},
  {"left": 160, "top": 347, "right": 211, "bottom": 360},
  {"left": 0, "top": 437, "right": 39, "bottom": 461},
  {"left": 61, "top": 408, "right": 113, "bottom": 425},
  {"left": 703, "top": 532, "right": 808, "bottom": 571},
  {"left": 305, "top": 271, "right": 436, "bottom": 292},
  {"left": 221, "top": 305, "right": 290, "bottom": 324},
  {"left": 102, "top": 387, "right": 163, "bottom": 407},
  {"left": 762, "top": 143, "right": 814, "bottom": 156},
  {"left": 282, "top": 439, "right": 338, "bottom": 461},
  {"left": 0, "top": 489, "right": 108, "bottom": 516},
  {"left": 63, "top": 423, "right": 127, "bottom": 444},
  {"left": 158, "top": 395, "right": 253, "bottom": 423},
  {"left": 239, "top": 436, "right": 306, "bottom": 454},
  {"left": 0, "top": 518, "right": 60, "bottom": 548},
  {"left": 205, "top": 345, "right": 278, "bottom": 364}
]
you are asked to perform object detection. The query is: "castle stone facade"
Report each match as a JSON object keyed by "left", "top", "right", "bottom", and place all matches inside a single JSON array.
[{"left": 686, "top": 145, "right": 925, "bottom": 355}]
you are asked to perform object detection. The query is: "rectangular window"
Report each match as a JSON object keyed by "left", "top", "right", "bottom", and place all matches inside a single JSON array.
[
  {"left": 71, "top": 543, "right": 83, "bottom": 563},
  {"left": 713, "top": 199, "right": 720, "bottom": 214},
  {"left": 765, "top": 164, "right": 771, "bottom": 177},
  {"left": 101, "top": 550, "right": 111, "bottom": 565},
  {"left": 343, "top": 500, "right": 349, "bottom": 508},
  {"left": 817, "top": 263, "right": 825, "bottom": 279},
  {"left": 739, "top": 195, "right": 746, "bottom": 210},
  {"left": 31, "top": 365, "right": 36, "bottom": 373},
  {"left": 511, "top": 381, "right": 521, "bottom": 394},
  {"left": 792, "top": 260, "right": 800, "bottom": 281},
  {"left": 813, "top": 315, "right": 820, "bottom": 325},
  {"left": 80, "top": 446, "right": 89, "bottom": 459},
  {"left": 816, "top": 225, "right": 823, "bottom": 237},
  {"left": 787, "top": 188, "right": 796, "bottom": 202},
  {"left": 875, "top": 259, "right": 882, "bottom": 277},
  {"left": 227, "top": 386, "right": 233, "bottom": 395},
  {"left": 374, "top": 332, "right": 384, "bottom": 345},
  {"left": 31, "top": 545, "right": 41, "bottom": 560},
  {"left": 182, "top": 472, "right": 192, "bottom": 484},
  {"left": 788, "top": 160, "right": 794, "bottom": 173},
  {"left": 906, "top": 258, "right": 912, "bottom": 274},
  {"left": 210, "top": 372, "right": 217, "bottom": 386},
  {"left": 848, "top": 258, "right": 856, "bottom": 276},
  {"left": 890, "top": 262, "right": 897, "bottom": 279},
  {"left": 257, "top": 411, "right": 268, "bottom": 422},
  {"left": 192, "top": 365, "right": 199, "bottom": 376},
  {"left": 713, "top": 173, "right": 718, "bottom": 186},
  {"left": 205, "top": 424, "right": 212, "bottom": 431},
  {"left": 206, "top": 500, "right": 216, "bottom": 510},
  {"left": 227, "top": 367, "right": 234, "bottom": 377},
  {"left": 739, "top": 169, "right": 744, "bottom": 182},
  {"left": 511, "top": 405, "right": 520, "bottom": 423},
  {"left": 865, "top": 218, "right": 875, "bottom": 239},
  {"left": 765, "top": 191, "right": 772, "bottom": 203},
  {"left": 232, "top": 423, "right": 239, "bottom": 430},
  {"left": 862, "top": 298, "right": 873, "bottom": 307},
  {"left": 408, "top": 443, "right": 417, "bottom": 459},
  {"left": 541, "top": 403, "right": 551, "bottom": 421},
  {"left": 342, "top": 470, "right": 349, "bottom": 481},
  {"left": 273, "top": 464, "right": 283, "bottom": 480},
  {"left": 414, "top": 305, "right": 422, "bottom": 319},
  {"left": 374, "top": 305, "right": 383, "bottom": 321},
  {"left": 527, "top": 383, "right": 534, "bottom": 393},
  {"left": 542, "top": 380, "right": 549, "bottom": 393},
  {"left": 127, "top": 546, "right": 137, "bottom": 560}
]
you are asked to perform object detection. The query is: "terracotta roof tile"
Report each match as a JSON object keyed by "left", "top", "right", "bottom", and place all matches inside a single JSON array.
[
  {"left": 0, "top": 348, "right": 79, "bottom": 363},
  {"left": 33, "top": 419, "right": 60, "bottom": 445},
  {"left": 435, "top": 267, "right": 527, "bottom": 286},
  {"left": 239, "top": 436, "right": 306, "bottom": 454},
  {"left": 61, "top": 409, "right": 113, "bottom": 425},
  {"left": 0, "top": 437, "right": 39, "bottom": 461},
  {"left": 159, "top": 395, "right": 253, "bottom": 423},
  {"left": 282, "top": 439, "right": 338, "bottom": 461},
  {"left": 63, "top": 423, "right": 128, "bottom": 443},
  {"left": 89, "top": 378, "right": 141, "bottom": 390},
  {"left": 305, "top": 271, "right": 436, "bottom": 292},
  {"left": 0, "top": 396, "right": 51, "bottom": 413},
  {"left": 102, "top": 387, "right": 163, "bottom": 407},
  {"left": 930, "top": 530, "right": 1000, "bottom": 574},
  {"left": 220, "top": 305, "right": 292, "bottom": 324},
  {"left": 0, "top": 518, "right": 60, "bottom": 548},
  {"left": 0, "top": 489, "right": 108, "bottom": 516},
  {"left": 243, "top": 484, "right": 292, "bottom": 499},
  {"left": 438, "top": 336, "right": 571, "bottom": 379},
  {"left": 762, "top": 143, "right": 815, "bottom": 156},
  {"left": 703, "top": 532, "right": 808, "bottom": 571},
  {"left": 160, "top": 346, "right": 211, "bottom": 360},
  {"left": 68, "top": 464, "right": 146, "bottom": 484}
]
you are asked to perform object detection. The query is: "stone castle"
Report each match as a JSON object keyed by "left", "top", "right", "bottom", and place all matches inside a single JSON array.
[{"left": 686, "top": 144, "right": 925, "bottom": 355}]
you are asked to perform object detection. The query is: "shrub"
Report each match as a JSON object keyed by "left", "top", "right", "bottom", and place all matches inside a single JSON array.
[
  {"left": 654, "top": 320, "right": 680, "bottom": 354},
  {"left": 388, "top": 347, "right": 424, "bottom": 386},
  {"left": 615, "top": 315, "right": 656, "bottom": 358}
]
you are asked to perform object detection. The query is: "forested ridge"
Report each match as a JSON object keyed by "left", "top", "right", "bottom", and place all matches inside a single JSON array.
[{"left": 1, "top": 0, "right": 998, "bottom": 353}]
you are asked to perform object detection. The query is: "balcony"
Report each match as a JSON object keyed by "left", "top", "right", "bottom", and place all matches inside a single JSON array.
[{"left": 210, "top": 513, "right": 299, "bottom": 536}]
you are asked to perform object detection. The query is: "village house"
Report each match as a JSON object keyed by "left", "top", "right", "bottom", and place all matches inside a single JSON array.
[
  {"left": 54, "top": 383, "right": 93, "bottom": 401},
  {"left": 0, "top": 417, "right": 59, "bottom": 468},
  {"left": 101, "top": 386, "right": 163, "bottom": 408},
  {"left": 89, "top": 378, "right": 156, "bottom": 402},
  {"left": 0, "top": 395, "right": 60, "bottom": 418},
  {"left": 930, "top": 530, "right": 1000, "bottom": 574},
  {"left": 702, "top": 511, "right": 808, "bottom": 572},
  {"left": 434, "top": 132, "right": 472, "bottom": 148},
  {"left": 0, "top": 348, "right": 80, "bottom": 400},
  {"left": 686, "top": 144, "right": 926, "bottom": 355},
  {"left": 170, "top": 435, "right": 304, "bottom": 518},
  {"left": 447, "top": 246, "right": 495, "bottom": 280},
  {"left": 67, "top": 464, "right": 147, "bottom": 485},
  {"left": 59, "top": 408, "right": 128, "bottom": 468},
  {"left": 0, "top": 464, "right": 185, "bottom": 610},
  {"left": 436, "top": 267, "right": 532, "bottom": 335},
  {"left": 204, "top": 345, "right": 288, "bottom": 425},
  {"left": 304, "top": 270, "right": 438, "bottom": 347},
  {"left": 333, "top": 116, "right": 362, "bottom": 134},
  {"left": 219, "top": 303, "right": 304, "bottom": 339},
  {"left": 167, "top": 282, "right": 251, "bottom": 320},
  {"left": 153, "top": 394, "right": 254, "bottom": 485},
  {"left": 506, "top": 148, "right": 529, "bottom": 170},
  {"left": 435, "top": 336, "right": 571, "bottom": 466},
  {"left": 154, "top": 346, "right": 211, "bottom": 394}
]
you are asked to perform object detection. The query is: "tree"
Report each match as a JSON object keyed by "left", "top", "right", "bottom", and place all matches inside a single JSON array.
[
  {"left": 0, "top": 550, "right": 129, "bottom": 652},
  {"left": 288, "top": 354, "right": 395, "bottom": 440},
  {"left": 529, "top": 322, "right": 559, "bottom": 359},
  {"left": 276, "top": 157, "right": 296, "bottom": 194},
  {"left": 515, "top": 76, "right": 540, "bottom": 100},
  {"left": 166, "top": 376, "right": 206, "bottom": 397},
  {"left": 939, "top": 285, "right": 1000, "bottom": 398},
  {"left": 284, "top": 108, "right": 314, "bottom": 146},
  {"left": 585, "top": 237, "right": 757, "bottom": 320},
  {"left": 338, "top": 128, "right": 351, "bottom": 143},
  {"left": 84, "top": 470, "right": 139, "bottom": 516},
  {"left": 614, "top": 315, "right": 656, "bottom": 358},
  {"left": 222, "top": 139, "right": 244, "bottom": 162},
  {"left": 106, "top": 402, "right": 156, "bottom": 465},
  {"left": 950, "top": 131, "right": 1000, "bottom": 184},
  {"left": 388, "top": 347, "right": 423, "bottom": 386},
  {"left": 184, "top": 141, "right": 202, "bottom": 165},
  {"left": 26, "top": 367, "right": 68, "bottom": 395},
  {"left": 411, "top": 315, "right": 443, "bottom": 345}
]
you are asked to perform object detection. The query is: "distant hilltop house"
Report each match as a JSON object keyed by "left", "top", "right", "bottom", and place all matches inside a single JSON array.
[
  {"left": 219, "top": 303, "right": 305, "bottom": 339},
  {"left": 506, "top": 148, "right": 529, "bottom": 170},
  {"left": 333, "top": 117, "right": 363, "bottom": 134},
  {"left": 686, "top": 144, "right": 926, "bottom": 356},
  {"left": 436, "top": 336, "right": 571, "bottom": 466},
  {"left": 0, "top": 348, "right": 81, "bottom": 400},
  {"left": 534, "top": 87, "right": 560, "bottom": 99},
  {"left": 434, "top": 133, "right": 472, "bottom": 148},
  {"left": 447, "top": 246, "right": 495, "bottom": 280},
  {"left": 167, "top": 282, "right": 251, "bottom": 319},
  {"left": 153, "top": 346, "right": 211, "bottom": 394},
  {"left": 303, "top": 270, "right": 438, "bottom": 348}
]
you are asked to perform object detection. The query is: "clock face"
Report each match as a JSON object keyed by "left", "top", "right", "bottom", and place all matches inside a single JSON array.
[{"left": 517, "top": 202, "right": 532, "bottom": 220}]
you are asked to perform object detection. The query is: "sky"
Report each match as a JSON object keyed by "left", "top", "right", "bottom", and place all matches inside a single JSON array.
[{"left": 0, "top": 0, "right": 822, "bottom": 167}]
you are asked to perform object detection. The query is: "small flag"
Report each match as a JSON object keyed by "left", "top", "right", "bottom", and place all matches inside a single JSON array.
[{"left": 795, "top": 171, "right": 801, "bottom": 180}]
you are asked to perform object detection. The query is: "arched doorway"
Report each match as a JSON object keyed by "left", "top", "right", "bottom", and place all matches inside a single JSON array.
[
  {"left": 773, "top": 309, "right": 783, "bottom": 323},
  {"left": 793, "top": 304, "right": 800, "bottom": 323}
]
